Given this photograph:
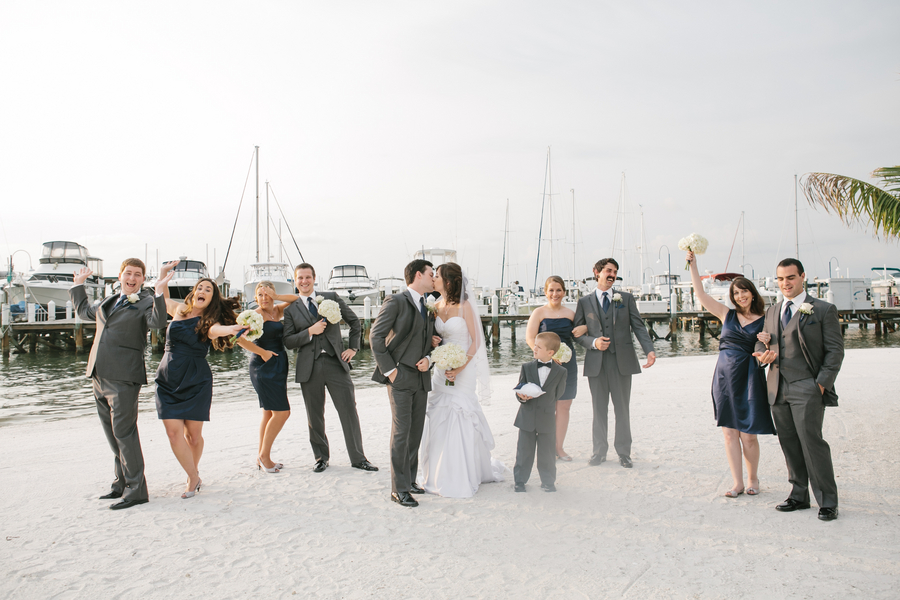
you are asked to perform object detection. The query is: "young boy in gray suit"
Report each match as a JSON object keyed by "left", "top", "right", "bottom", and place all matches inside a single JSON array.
[{"left": 513, "top": 332, "right": 568, "bottom": 493}]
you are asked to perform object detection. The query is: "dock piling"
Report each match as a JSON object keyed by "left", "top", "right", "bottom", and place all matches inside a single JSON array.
[{"left": 491, "top": 295, "right": 500, "bottom": 345}]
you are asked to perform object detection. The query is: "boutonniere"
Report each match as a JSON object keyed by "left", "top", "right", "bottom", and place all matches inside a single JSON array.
[
  {"left": 612, "top": 293, "right": 623, "bottom": 304},
  {"left": 314, "top": 295, "right": 325, "bottom": 304},
  {"left": 798, "top": 303, "right": 814, "bottom": 315},
  {"left": 425, "top": 296, "right": 437, "bottom": 315},
  {"left": 126, "top": 293, "right": 140, "bottom": 304}
]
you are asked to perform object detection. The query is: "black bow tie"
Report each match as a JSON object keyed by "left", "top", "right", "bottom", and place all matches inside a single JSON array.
[{"left": 538, "top": 361, "right": 552, "bottom": 366}]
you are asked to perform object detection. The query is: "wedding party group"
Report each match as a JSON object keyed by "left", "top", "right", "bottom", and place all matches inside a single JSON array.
[{"left": 70, "top": 249, "right": 844, "bottom": 522}]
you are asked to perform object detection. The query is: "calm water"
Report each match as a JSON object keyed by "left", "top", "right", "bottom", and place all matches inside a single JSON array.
[{"left": 2, "top": 324, "right": 898, "bottom": 426}]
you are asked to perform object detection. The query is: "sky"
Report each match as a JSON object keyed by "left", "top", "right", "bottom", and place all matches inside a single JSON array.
[{"left": 1, "top": 1, "right": 898, "bottom": 291}]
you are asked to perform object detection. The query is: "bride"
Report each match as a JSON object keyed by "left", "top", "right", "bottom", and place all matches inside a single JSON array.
[{"left": 418, "top": 262, "right": 505, "bottom": 498}]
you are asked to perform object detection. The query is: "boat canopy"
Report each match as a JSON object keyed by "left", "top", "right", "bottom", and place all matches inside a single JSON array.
[
  {"left": 330, "top": 265, "right": 370, "bottom": 279},
  {"left": 39, "top": 241, "right": 89, "bottom": 265}
]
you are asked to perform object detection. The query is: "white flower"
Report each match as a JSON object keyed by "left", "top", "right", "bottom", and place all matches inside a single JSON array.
[
  {"left": 798, "top": 303, "right": 814, "bottom": 315},
  {"left": 317, "top": 299, "right": 342, "bottom": 324},
  {"left": 553, "top": 345, "right": 572, "bottom": 363},
  {"left": 612, "top": 293, "right": 623, "bottom": 304},
  {"left": 126, "top": 293, "right": 140, "bottom": 304},
  {"left": 315, "top": 295, "right": 325, "bottom": 304},
  {"left": 677, "top": 232, "right": 709, "bottom": 255},
  {"left": 425, "top": 296, "right": 437, "bottom": 315},
  {"left": 234, "top": 309, "right": 265, "bottom": 342},
  {"left": 431, "top": 343, "right": 468, "bottom": 386}
]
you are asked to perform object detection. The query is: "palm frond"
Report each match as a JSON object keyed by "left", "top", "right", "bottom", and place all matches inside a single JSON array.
[{"left": 801, "top": 170, "right": 900, "bottom": 240}]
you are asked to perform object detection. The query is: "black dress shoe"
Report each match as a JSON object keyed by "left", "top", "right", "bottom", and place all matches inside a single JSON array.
[
  {"left": 619, "top": 455, "right": 633, "bottom": 469},
  {"left": 540, "top": 483, "right": 557, "bottom": 492},
  {"left": 409, "top": 482, "right": 425, "bottom": 494},
  {"left": 313, "top": 459, "right": 328, "bottom": 473},
  {"left": 775, "top": 498, "right": 811, "bottom": 512},
  {"left": 99, "top": 491, "right": 123, "bottom": 500},
  {"left": 588, "top": 455, "right": 606, "bottom": 466},
  {"left": 818, "top": 507, "right": 839, "bottom": 521},
  {"left": 514, "top": 483, "right": 526, "bottom": 492},
  {"left": 109, "top": 498, "right": 148, "bottom": 510},
  {"left": 351, "top": 459, "right": 379, "bottom": 472},
  {"left": 391, "top": 492, "right": 418, "bottom": 507}
]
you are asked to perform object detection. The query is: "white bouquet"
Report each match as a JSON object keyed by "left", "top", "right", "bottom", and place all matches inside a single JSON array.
[
  {"left": 232, "top": 309, "right": 265, "bottom": 342},
  {"left": 553, "top": 344, "right": 572, "bottom": 363},
  {"left": 677, "top": 233, "right": 709, "bottom": 270},
  {"left": 317, "top": 299, "right": 342, "bottom": 324},
  {"left": 431, "top": 343, "right": 468, "bottom": 386}
]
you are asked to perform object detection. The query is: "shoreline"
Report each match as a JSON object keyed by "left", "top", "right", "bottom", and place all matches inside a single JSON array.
[{"left": 1, "top": 348, "right": 899, "bottom": 598}]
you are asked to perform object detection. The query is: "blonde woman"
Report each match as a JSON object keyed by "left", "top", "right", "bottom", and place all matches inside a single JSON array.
[
  {"left": 236, "top": 282, "right": 298, "bottom": 473},
  {"left": 525, "top": 276, "right": 587, "bottom": 461}
]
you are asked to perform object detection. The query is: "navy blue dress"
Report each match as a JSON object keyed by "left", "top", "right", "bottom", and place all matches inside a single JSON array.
[
  {"left": 155, "top": 317, "right": 213, "bottom": 421},
  {"left": 711, "top": 310, "right": 776, "bottom": 434},
  {"left": 249, "top": 320, "right": 290, "bottom": 412},
  {"left": 539, "top": 317, "right": 578, "bottom": 401}
]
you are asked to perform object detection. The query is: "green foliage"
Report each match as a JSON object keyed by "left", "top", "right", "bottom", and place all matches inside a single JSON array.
[{"left": 802, "top": 167, "right": 900, "bottom": 240}]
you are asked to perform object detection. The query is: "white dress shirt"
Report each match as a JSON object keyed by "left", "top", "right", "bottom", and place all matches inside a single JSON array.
[
  {"left": 781, "top": 291, "right": 807, "bottom": 324},
  {"left": 537, "top": 362, "right": 551, "bottom": 387}
]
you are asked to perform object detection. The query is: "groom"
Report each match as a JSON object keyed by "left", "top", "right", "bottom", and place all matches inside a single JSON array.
[
  {"left": 754, "top": 258, "right": 844, "bottom": 521},
  {"left": 370, "top": 259, "right": 436, "bottom": 508},
  {"left": 70, "top": 258, "right": 167, "bottom": 510},
  {"left": 574, "top": 258, "right": 655, "bottom": 468}
]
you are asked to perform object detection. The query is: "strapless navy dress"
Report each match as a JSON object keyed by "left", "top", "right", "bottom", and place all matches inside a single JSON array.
[
  {"left": 155, "top": 317, "right": 213, "bottom": 421},
  {"left": 711, "top": 310, "right": 776, "bottom": 434},
  {"left": 539, "top": 317, "right": 578, "bottom": 401},
  {"left": 248, "top": 320, "right": 290, "bottom": 412}
]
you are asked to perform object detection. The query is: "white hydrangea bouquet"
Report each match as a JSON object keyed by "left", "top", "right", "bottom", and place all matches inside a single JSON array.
[
  {"left": 232, "top": 309, "right": 265, "bottom": 343},
  {"left": 553, "top": 344, "right": 572, "bottom": 363},
  {"left": 677, "top": 233, "right": 709, "bottom": 270},
  {"left": 317, "top": 298, "right": 342, "bottom": 324},
  {"left": 431, "top": 343, "right": 468, "bottom": 386}
]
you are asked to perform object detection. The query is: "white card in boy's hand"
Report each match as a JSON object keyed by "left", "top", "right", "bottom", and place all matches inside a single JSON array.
[{"left": 514, "top": 382, "right": 544, "bottom": 398}]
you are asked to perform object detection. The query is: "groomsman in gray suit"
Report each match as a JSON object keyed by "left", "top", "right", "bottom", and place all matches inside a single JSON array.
[
  {"left": 370, "top": 259, "right": 436, "bottom": 507},
  {"left": 574, "top": 258, "right": 655, "bottom": 468},
  {"left": 283, "top": 263, "right": 377, "bottom": 474},
  {"left": 70, "top": 258, "right": 167, "bottom": 510},
  {"left": 754, "top": 258, "right": 844, "bottom": 521}
]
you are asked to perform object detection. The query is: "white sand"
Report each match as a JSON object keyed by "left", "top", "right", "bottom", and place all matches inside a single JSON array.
[{"left": 2, "top": 348, "right": 899, "bottom": 599}]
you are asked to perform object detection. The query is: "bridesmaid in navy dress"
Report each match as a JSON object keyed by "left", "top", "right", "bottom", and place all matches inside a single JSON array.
[
  {"left": 154, "top": 260, "right": 243, "bottom": 499},
  {"left": 687, "top": 251, "right": 776, "bottom": 498},
  {"left": 235, "top": 281, "right": 298, "bottom": 473},
  {"left": 525, "top": 276, "right": 587, "bottom": 462}
]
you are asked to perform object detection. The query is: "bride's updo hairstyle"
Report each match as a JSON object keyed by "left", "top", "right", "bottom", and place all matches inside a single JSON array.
[{"left": 437, "top": 262, "right": 466, "bottom": 304}]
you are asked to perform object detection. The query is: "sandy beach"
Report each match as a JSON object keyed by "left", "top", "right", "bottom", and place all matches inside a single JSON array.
[{"left": 2, "top": 347, "right": 899, "bottom": 599}]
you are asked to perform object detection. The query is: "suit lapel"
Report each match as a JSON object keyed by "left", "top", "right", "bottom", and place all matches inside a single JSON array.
[
  {"left": 611, "top": 288, "right": 617, "bottom": 328},
  {"left": 587, "top": 292, "right": 604, "bottom": 335},
  {"left": 101, "top": 294, "right": 121, "bottom": 321}
]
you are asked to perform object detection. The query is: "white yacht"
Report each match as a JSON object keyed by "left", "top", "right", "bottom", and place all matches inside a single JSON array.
[
  {"left": 326, "top": 265, "right": 379, "bottom": 306},
  {"left": 243, "top": 262, "right": 295, "bottom": 301},
  {"left": 5, "top": 241, "right": 104, "bottom": 310},
  {"left": 165, "top": 257, "right": 209, "bottom": 301}
]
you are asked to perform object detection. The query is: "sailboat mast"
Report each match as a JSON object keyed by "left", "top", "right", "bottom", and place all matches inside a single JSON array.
[
  {"left": 639, "top": 204, "right": 645, "bottom": 284},
  {"left": 500, "top": 199, "right": 509, "bottom": 288},
  {"left": 266, "top": 181, "right": 270, "bottom": 262},
  {"left": 571, "top": 189, "right": 576, "bottom": 284},
  {"left": 741, "top": 211, "right": 745, "bottom": 275},
  {"left": 254, "top": 145, "right": 260, "bottom": 263},
  {"left": 794, "top": 174, "right": 799, "bottom": 259},
  {"left": 532, "top": 147, "right": 550, "bottom": 293},
  {"left": 548, "top": 148, "right": 553, "bottom": 278},
  {"left": 620, "top": 173, "right": 626, "bottom": 284}
]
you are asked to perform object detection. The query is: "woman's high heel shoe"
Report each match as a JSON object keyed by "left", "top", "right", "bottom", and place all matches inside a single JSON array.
[
  {"left": 181, "top": 478, "right": 202, "bottom": 499},
  {"left": 257, "top": 457, "right": 280, "bottom": 473}
]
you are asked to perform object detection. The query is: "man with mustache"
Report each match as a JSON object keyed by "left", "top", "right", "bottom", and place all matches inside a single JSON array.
[{"left": 574, "top": 258, "right": 656, "bottom": 468}]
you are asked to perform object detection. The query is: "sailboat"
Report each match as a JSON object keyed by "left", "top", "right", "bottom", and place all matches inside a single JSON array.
[{"left": 240, "top": 147, "right": 296, "bottom": 303}]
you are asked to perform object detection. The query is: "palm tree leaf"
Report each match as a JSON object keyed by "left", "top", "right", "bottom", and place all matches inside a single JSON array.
[{"left": 802, "top": 170, "right": 900, "bottom": 240}]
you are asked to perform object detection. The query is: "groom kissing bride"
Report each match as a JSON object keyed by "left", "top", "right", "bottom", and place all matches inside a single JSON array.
[{"left": 370, "top": 259, "right": 437, "bottom": 507}]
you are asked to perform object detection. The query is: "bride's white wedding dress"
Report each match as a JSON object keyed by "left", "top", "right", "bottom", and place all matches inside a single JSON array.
[{"left": 418, "top": 316, "right": 505, "bottom": 498}]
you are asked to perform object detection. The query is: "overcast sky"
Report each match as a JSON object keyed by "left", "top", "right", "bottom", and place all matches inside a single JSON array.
[{"left": 1, "top": 1, "right": 898, "bottom": 290}]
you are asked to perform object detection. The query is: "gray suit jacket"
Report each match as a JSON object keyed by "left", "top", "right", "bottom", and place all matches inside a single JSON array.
[
  {"left": 755, "top": 296, "right": 844, "bottom": 407},
  {"left": 574, "top": 289, "right": 654, "bottom": 377},
  {"left": 70, "top": 285, "right": 167, "bottom": 384},
  {"left": 514, "top": 360, "right": 567, "bottom": 434},
  {"left": 283, "top": 292, "right": 360, "bottom": 384},
  {"left": 369, "top": 290, "right": 435, "bottom": 389}
]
